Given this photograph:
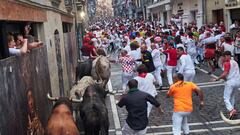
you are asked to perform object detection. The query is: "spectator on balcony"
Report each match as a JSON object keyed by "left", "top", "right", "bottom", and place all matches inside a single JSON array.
[
  {"left": 15, "top": 33, "right": 42, "bottom": 51},
  {"left": 24, "top": 23, "right": 43, "bottom": 48},
  {"left": 8, "top": 34, "right": 28, "bottom": 56}
]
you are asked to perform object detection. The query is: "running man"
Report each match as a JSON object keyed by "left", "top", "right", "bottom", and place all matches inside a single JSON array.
[
  {"left": 212, "top": 51, "right": 240, "bottom": 118},
  {"left": 177, "top": 47, "right": 196, "bottom": 82},
  {"left": 117, "top": 79, "right": 164, "bottom": 135},
  {"left": 167, "top": 73, "right": 204, "bottom": 135}
]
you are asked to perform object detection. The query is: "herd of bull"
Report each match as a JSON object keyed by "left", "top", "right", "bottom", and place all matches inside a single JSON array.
[
  {"left": 45, "top": 55, "right": 111, "bottom": 135},
  {"left": 43, "top": 54, "right": 239, "bottom": 135}
]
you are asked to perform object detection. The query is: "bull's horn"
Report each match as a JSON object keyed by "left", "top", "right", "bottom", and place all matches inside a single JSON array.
[
  {"left": 220, "top": 111, "right": 240, "bottom": 125},
  {"left": 69, "top": 97, "right": 83, "bottom": 103},
  {"left": 47, "top": 93, "right": 58, "bottom": 101}
]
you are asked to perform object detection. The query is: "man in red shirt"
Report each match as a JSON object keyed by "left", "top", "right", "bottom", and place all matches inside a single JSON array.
[
  {"left": 163, "top": 43, "right": 178, "bottom": 85},
  {"left": 81, "top": 40, "right": 98, "bottom": 60}
]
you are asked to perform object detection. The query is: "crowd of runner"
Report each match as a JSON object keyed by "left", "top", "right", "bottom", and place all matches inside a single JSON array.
[{"left": 81, "top": 17, "right": 240, "bottom": 135}]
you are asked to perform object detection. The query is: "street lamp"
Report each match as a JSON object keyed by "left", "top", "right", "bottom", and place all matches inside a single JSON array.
[{"left": 80, "top": 11, "right": 85, "bottom": 19}]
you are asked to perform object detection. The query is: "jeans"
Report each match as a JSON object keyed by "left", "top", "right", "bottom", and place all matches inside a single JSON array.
[
  {"left": 172, "top": 112, "right": 191, "bottom": 135},
  {"left": 122, "top": 72, "right": 134, "bottom": 91},
  {"left": 166, "top": 66, "right": 176, "bottom": 85},
  {"left": 122, "top": 121, "right": 147, "bottom": 135},
  {"left": 224, "top": 82, "right": 240, "bottom": 111},
  {"left": 153, "top": 66, "right": 163, "bottom": 86},
  {"left": 183, "top": 70, "right": 196, "bottom": 82}
]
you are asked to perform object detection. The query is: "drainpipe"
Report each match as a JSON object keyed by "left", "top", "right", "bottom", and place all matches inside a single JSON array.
[{"left": 202, "top": 0, "right": 206, "bottom": 25}]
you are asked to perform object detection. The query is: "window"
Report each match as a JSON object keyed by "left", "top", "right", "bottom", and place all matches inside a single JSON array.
[
  {"left": 62, "top": 23, "right": 72, "bottom": 33},
  {"left": 0, "top": 21, "right": 41, "bottom": 59},
  {"left": 50, "top": 0, "right": 61, "bottom": 8}
]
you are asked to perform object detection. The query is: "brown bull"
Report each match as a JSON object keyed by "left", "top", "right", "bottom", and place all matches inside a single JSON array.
[{"left": 45, "top": 94, "right": 81, "bottom": 135}]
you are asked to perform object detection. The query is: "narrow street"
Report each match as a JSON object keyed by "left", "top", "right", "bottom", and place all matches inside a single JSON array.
[{"left": 105, "top": 62, "right": 240, "bottom": 135}]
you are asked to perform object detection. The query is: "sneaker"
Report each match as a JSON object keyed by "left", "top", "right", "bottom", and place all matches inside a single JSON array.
[{"left": 229, "top": 109, "right": 237, "bottom": 119}]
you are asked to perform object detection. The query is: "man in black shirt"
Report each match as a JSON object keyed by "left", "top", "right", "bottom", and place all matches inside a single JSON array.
[
  {"left": 140, "top": 45, "right": 156, "bottom": 73},
  {"left": 117, "top": 79, "right": 164, "bottom": 135}
]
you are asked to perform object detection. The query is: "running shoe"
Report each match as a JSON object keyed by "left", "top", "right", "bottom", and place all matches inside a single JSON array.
[{"left": 229, "top": 109, "right": 237, "bottom": 119}]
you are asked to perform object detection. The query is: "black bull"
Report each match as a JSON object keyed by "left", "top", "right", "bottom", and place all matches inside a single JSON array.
[
  {"left": 80, "top": 84, "right": 109, "bottom": 135},
  {"left": 76, "top": 59, "right": 92, "bottom": 82}
]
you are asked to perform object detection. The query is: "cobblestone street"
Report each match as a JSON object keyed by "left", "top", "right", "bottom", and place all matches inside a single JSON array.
[{"left": 105, "top": 63, "right": 240, "bottom": 135}]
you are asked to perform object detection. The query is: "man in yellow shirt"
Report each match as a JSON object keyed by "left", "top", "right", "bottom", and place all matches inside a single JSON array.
[{"left": 167, "top": 73, "right": 204, "bottom": 135}]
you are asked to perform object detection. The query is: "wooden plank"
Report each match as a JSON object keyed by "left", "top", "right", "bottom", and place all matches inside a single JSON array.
[{"left": 0, "top": 47, "right": 52, "bottom": 134}]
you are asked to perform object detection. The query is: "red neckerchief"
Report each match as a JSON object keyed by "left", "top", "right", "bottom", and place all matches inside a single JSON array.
[
  {"left": 138, "top": 73, "right": 148, "bottom": 78},
  {"left": 181, "top": 52, "right": 187, "bottom": 56}
]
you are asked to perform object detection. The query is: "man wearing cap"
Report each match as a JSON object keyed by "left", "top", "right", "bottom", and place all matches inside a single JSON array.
[{"left": 212, "top": 51, "right": 240, "bottom": 118}]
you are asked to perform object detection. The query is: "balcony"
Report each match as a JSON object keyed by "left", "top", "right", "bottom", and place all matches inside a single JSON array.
[
  {"left": 147, "top": 0, "right": 171, "bottom": 9},
  {"left": 225, "top": 0, "right": 239, "bottom": 6}
]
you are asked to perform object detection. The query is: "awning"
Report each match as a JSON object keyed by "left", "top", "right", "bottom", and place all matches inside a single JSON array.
[{"left": 147, "top": 0, "right": 171, "bottom": 9}]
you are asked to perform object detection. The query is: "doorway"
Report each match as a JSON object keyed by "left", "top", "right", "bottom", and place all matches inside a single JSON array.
[{"left": 212, "top": 9, "right": 224, "bottom": 24}]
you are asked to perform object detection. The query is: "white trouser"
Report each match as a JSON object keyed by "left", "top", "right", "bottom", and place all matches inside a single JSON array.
[
  {"left": 224, "top": 82, "right": 240, "bottom": 111},
  {"left": 188, "top": 51, "right": 198, "bottom": 64},
  {"left": 183, "top": 70, "right": 196, "bottom": 82},
  {"left": 122, "top": 72, "right": 134, "bottom": 91},
  {"left": 172, "top": 112, "right": 191, "bottom": 135},
  {"left": 198, "top": 47, "right": 204, "bottom": 61},
  {"left": 147, "top": 102, "right": 153, "bottom": 117},
  {"left": 153, "top": 66, "right": 163, "bottom": 86},
  {"left": 166, "top": 66, "right": 176, "bottom": 85},
  {"left": 122, "top": 121, "right": 147, "bottom": 135}
]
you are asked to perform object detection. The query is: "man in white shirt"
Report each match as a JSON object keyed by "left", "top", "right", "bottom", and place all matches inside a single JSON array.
[
  {"left": 222, "top": 36, "right": 235, "bottom": 56},
  {"left": 212, "top": 51, "right": 240, "bottom": 118},
  {"left": 128, "top": 42, "right": 142, "bottom": 66},
  {"left": 177, "top": 47, "right": 196, "bottom": 82},
  {"left": 184, "top": 32, "right": 198, "bottom": 65},
  {"left": 151, "top": 44, "right": 163, "bottom": 88},
  {"left": 135, "top": 32, "right": 143, "bottom": 45},
  {"left": 145, "top": 32, "right": 152, "bottom": 49},
  {"left": 134, "top": 64, "right": 158, "bottom": 116}
]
